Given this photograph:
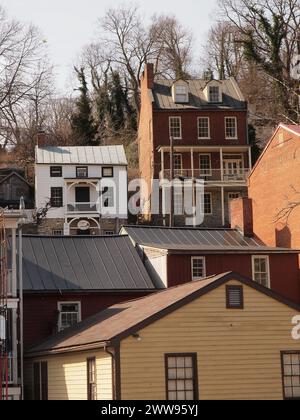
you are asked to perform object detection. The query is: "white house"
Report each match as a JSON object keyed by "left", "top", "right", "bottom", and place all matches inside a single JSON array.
[{"left": 35, "top": 144, "right": 128, "bottom": 236}]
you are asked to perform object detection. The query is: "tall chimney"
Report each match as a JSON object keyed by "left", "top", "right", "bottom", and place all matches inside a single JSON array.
[
  {"left": 144, "top": 63, "right": 154, "bottom": 90},
  {"left": 36, "top": 131, "right": 48, "bottom": 147},
  {"left": 230, "top": 197, "right": 253, "bottom": 237}
]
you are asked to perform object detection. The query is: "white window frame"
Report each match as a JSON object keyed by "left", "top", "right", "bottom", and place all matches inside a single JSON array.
[
  {"left": 251, "top": 255, "right": 271, "bottom": 288},
  {"left": 174, "top": 84, "right": 189, "bottom": 103},
  {"left": 57, "top": 301, "right": 82, "bottom": 332},
  {"left": 225, "top": 117, "right": 238, "bottom": 140},
  {"left": 191, "top": 257, "right": 206, "bottom": 280},
  {"left": 197, "top": 117, "right": 211, "bottom": 139},
  {"left": 203, "top": 192, "right": 213, "bottom": 215},
  {"left": 199, "top": 154, "right": 212, "bottom": 176},
  {"left": 208, "top": 86, "right": 220, "bottom": 103},
  {"left": 169, "top": 116, "right": 182, "bottom": 140}
]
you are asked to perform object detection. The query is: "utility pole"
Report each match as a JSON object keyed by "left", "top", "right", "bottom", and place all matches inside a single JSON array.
[{"left": 169, "top": 136, "right": 174, "bottom": 227}]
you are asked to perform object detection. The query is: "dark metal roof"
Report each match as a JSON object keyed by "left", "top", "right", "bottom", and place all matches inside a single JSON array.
[
  {"left": 21, "top": 235, "right": 155, "bottom": 292},
  {"left": 121, "top": 226, "right": 300, "bottom": 253},
  {"left": 152, "top": 78, "right": 246, "bottom": 110},
  {"left": 26, "top": 271, "right": 300, "bottom": 357}
]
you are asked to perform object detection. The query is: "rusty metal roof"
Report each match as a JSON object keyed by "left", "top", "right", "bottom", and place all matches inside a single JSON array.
[
  {"left": 152, "top": 77, "right": 246, "bottom": 110},
  {"left": 22, "top": 235, "right": 155, "bottom": 291},
  {"left": 25, "top": 271, "right": 300, "bottom": 357},
  {"left": 121, "top": 226, "right": 300, "bottom": 254}
]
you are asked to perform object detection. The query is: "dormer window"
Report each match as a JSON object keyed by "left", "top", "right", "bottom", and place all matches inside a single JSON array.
[
  {"left": 172, "top": 81, "right": 189, "bottom": 103},
  {"left": 209, "top": 86, "right": 220, "bottom": 103},
  {"left": 204, "top": 81, "right": 222, "bottom": 103}
]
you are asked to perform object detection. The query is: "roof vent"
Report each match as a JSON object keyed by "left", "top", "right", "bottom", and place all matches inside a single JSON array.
[{"left": 226, "top": 285, "right": 244, "bottom": 309}]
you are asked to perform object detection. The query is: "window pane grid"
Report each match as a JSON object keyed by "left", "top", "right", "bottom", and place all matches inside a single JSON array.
[
  {"left": 51, "top": 187, "right": 63, "bottom": 208},
  {"left": 282, "top": 353, "right": 300, "bottom": 399},
  {"left": 192, "top": 258, "right": 205, "bottom": 279},
  {"left": 209, "top": 86, "right": 219, "bottom": 102},
  {"left": 225, "top": 118, "right": 237, "bottom": 138},
  {"left": 167, "top": 356, "right": 196, "bottom": 400},
  {"left": 169, "top": 117, "right": 182, "bottom": 139},
  {"left": 253, "top": 257, "right": 269, "bottom": 287},
  {"left": 198, "top": 118, "right": 210, "bottom": 138},
  {"left": 199, "top": 155, "right": 211, "bottom": 176},
  {"left": 204, "top": 193, "right": 212, "bottom": 214}
]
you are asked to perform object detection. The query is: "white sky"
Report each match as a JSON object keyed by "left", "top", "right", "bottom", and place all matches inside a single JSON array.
[{"left": 0, "top": 0, "right": 218, "bottom": 93}]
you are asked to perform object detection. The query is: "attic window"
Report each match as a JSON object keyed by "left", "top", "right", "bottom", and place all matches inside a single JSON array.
[
  {"left": 174, "top": 84, "right": 189, "bottom": 103},
  {"left": 226, "top": 285, "right": 244, "bottom": 309},
  {"left": 209, "top": 86, "right": 220, "bottom": 103}
]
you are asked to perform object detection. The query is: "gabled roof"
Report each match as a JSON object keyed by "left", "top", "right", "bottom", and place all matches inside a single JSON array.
[
  {"left": 35, "top": 145, "right": 128, "bottom": 165},
  {"left": 21, "top": 235, "right": 155, "bottom": 292},
  {"left": 249, "top": 123, "right": 300, "bottom": 179},
  {"left": 121, "top": 226, "right": 299, "bottom": 254},
  {"left": 0, "top": 171, "right": 31, "bottom": 187},
  {"left": 152, "top": 77, "right": 246, "bottom": 110},
  {"left": 25, "top": 271, "right": 300, "bottom": 357}
]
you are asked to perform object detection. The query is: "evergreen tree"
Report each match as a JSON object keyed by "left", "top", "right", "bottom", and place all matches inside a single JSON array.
[{"left": 71, "top": 67, "right": 97, "bottom": 145}]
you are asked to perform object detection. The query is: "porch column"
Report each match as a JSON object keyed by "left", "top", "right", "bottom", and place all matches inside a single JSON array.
[
  {"left": 161, "top": 149, "right": 164, "bottom": 179},
  {"left": 220, "top": 148, "right": 224, "bottom": 181},
  {"left": 191, "top": 148, "right": 194, "bottom": 179},
  {"left": 248, "top": 147, "right": 252, "bottom": 171},
  {"left": 221, "top": 186, "right": 225, "bottom": 226},
  {"left": 11, "top": 228, "right": 17, "bottom": 295}
]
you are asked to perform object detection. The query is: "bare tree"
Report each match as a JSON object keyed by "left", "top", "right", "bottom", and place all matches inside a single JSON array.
[{"left": 217, "top": 0, "right": 300, "bottom": 123}]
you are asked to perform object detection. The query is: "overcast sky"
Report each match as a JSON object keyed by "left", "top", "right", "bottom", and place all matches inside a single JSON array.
[{"left": 1, "top": 0, "right": 218, "bottom": 93}]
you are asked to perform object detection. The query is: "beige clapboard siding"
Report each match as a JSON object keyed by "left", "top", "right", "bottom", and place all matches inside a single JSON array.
[
  {"left": 120, "top": 280, "right": 300, "bottom": 400},
  {"left": 25, "top": 350, "right": 113, "bottom": 400}
]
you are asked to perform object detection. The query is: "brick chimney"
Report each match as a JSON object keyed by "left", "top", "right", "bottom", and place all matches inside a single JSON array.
[
  {"left": 230, "top": 197, "right": 253, "bottom": 237},
  {"left": 36, "top": 131, "right": 48, "bottom": 147},
  {"left": 143, "top": 63, "right": 154, "bottom": 89}
]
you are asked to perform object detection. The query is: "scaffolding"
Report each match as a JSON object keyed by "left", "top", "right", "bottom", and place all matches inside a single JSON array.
[{"left": 0, "top": 209, "right": 8, "bottom": 400}]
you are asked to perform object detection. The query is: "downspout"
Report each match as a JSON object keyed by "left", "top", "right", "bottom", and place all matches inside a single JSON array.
[
  {"left": 104, "top": 343, "right": 121, "bottom": 401},
  {"left": 18, "top": 227, "right": 24, "bottom": 400}
]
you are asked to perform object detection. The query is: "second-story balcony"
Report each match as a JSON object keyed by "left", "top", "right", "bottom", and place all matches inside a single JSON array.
[
  {"left": 66, "top": 202, "right": 99, "bottom": 214},
  {"left": 159, "top": 168, "right": 250, "bottom": 183}
]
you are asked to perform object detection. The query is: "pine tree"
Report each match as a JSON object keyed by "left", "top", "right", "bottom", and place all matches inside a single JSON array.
[{"left": 71, "top": 67, "right": 97, "bottom": 145}]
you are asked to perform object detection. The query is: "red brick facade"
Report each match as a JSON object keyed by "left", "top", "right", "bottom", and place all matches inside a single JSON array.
[{"left": 138, "top": 64, "right": 251, "bottom": 227}]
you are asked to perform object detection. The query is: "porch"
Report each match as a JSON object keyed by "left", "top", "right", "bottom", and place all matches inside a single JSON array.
[
  {"left": 64, "top": 178, "right": 100, "bottom": 216},
  {"left": 158, "top": 145, "right": 252, "bottom": 185}
]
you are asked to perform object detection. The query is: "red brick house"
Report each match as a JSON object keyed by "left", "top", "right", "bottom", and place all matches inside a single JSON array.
[
  {"left": 245, "top": 124, "right": 300, "bottom": 251},
  {"left": 22, "top": 235, "right": 156, "bottom": 349},
  {"left": 121, "top": 225, "right": 300, "bottom": 304},
  {"left": 138, "top": 64, "right": 251, "bottom": 227}
]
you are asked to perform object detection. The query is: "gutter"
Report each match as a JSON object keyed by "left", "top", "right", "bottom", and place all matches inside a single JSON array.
[{"left": 104, "top": 342, "right": 121, "bottom": 401}]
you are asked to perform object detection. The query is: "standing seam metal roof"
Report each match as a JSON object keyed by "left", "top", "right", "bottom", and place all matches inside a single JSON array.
[
  {"left": 35, "top": 145, "right": 128, "bottom": 165},
  {"left": 121, "top": 226, "right": 298, "bottom": 252},
  {"left": 21, "top": 235, "right": 155, "bottom": 291}
]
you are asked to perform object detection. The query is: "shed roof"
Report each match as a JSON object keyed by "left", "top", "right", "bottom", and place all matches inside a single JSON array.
[
  {"left": 35, "top": 145, "right": 128, "bottom": 165},
  {"left": 152, "top": 77, "right": 246, "bottom": 110},
  {"left": 121, "top": 226, "right": 299, "bottom": 253},
  {"left": 21, "top": 235, "right": 155, "bottom": 292},
  {"left": 25, "top": 271, "right": 300, "bottom": 357}
]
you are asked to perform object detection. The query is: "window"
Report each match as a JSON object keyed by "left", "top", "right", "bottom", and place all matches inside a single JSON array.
[
  {"left": 281, "top": 352, "right": 300, "bottom": 400},
  {"left": 174, "top": 189, "right": 183, "bottom": 215},
  {"left": 228, "top": 192, "right": 241, "bottom": 201},
  {"left": 165, "top": 354, "right": 198, "bottom": 400},
  {"left": 226, "top": 285, "right": 244, "bottom": 309},
  {"left": 33, "top": 362, "right": 48, "bottom": 400},
  {"left": 199, "top": 154, "right": 212, "bottom": 176},
  {"left": 104, "top": 230, "right": 115, "bottom": 236},
  {"left": 58, "top": 302, "right": 81, "bottom": 331},
  {"left": 76, "top": 166, "right": 88, "bottom": 178},
  {"left": 102, "top": 167, "right": 114, "bottom": 178},
  {"left": 173, "top": 154, "right": 183, "bottom": 175},
  {"left": 50, "top": 166, "right": 62, "bottom": 177},
  {"left": 50, "top": 187, "right": 63, "bottom": 208},
  {"left": 252, "top": 256, "right": 270, "bottom": 288},
  {"left": 52, "top": 229, "right": 63, "bottom": 236},
  {"left": 198, "top": 117, "right": 210, "bottom": 139},
  {"left": 102, "top": 187, "right": 114, "bottom": 208},
  {"left": 209, "top": 86, "right": 220, "bottom": 103},
  {"left": 175, "top": 85, "right": 188, "bottom": 103},
  {"left": 87, "top": 357, "right": 97, "bottom": 400},
  {"left": 192, "top": 257, "right": 206, "bottom": 280},
  {"left": 225, "top": 117, "right": 237, "bottom": 139},
  {"left": 203, "top": 193, "right": 212, "bottom": 215},
  {"left": 169, "top": 117, "right": 182, "bottom": 139}
]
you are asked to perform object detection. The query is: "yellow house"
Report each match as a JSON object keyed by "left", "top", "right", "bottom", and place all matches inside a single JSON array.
[{"left": 24, "top": 272, "right": 300, "bottom": 401}]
